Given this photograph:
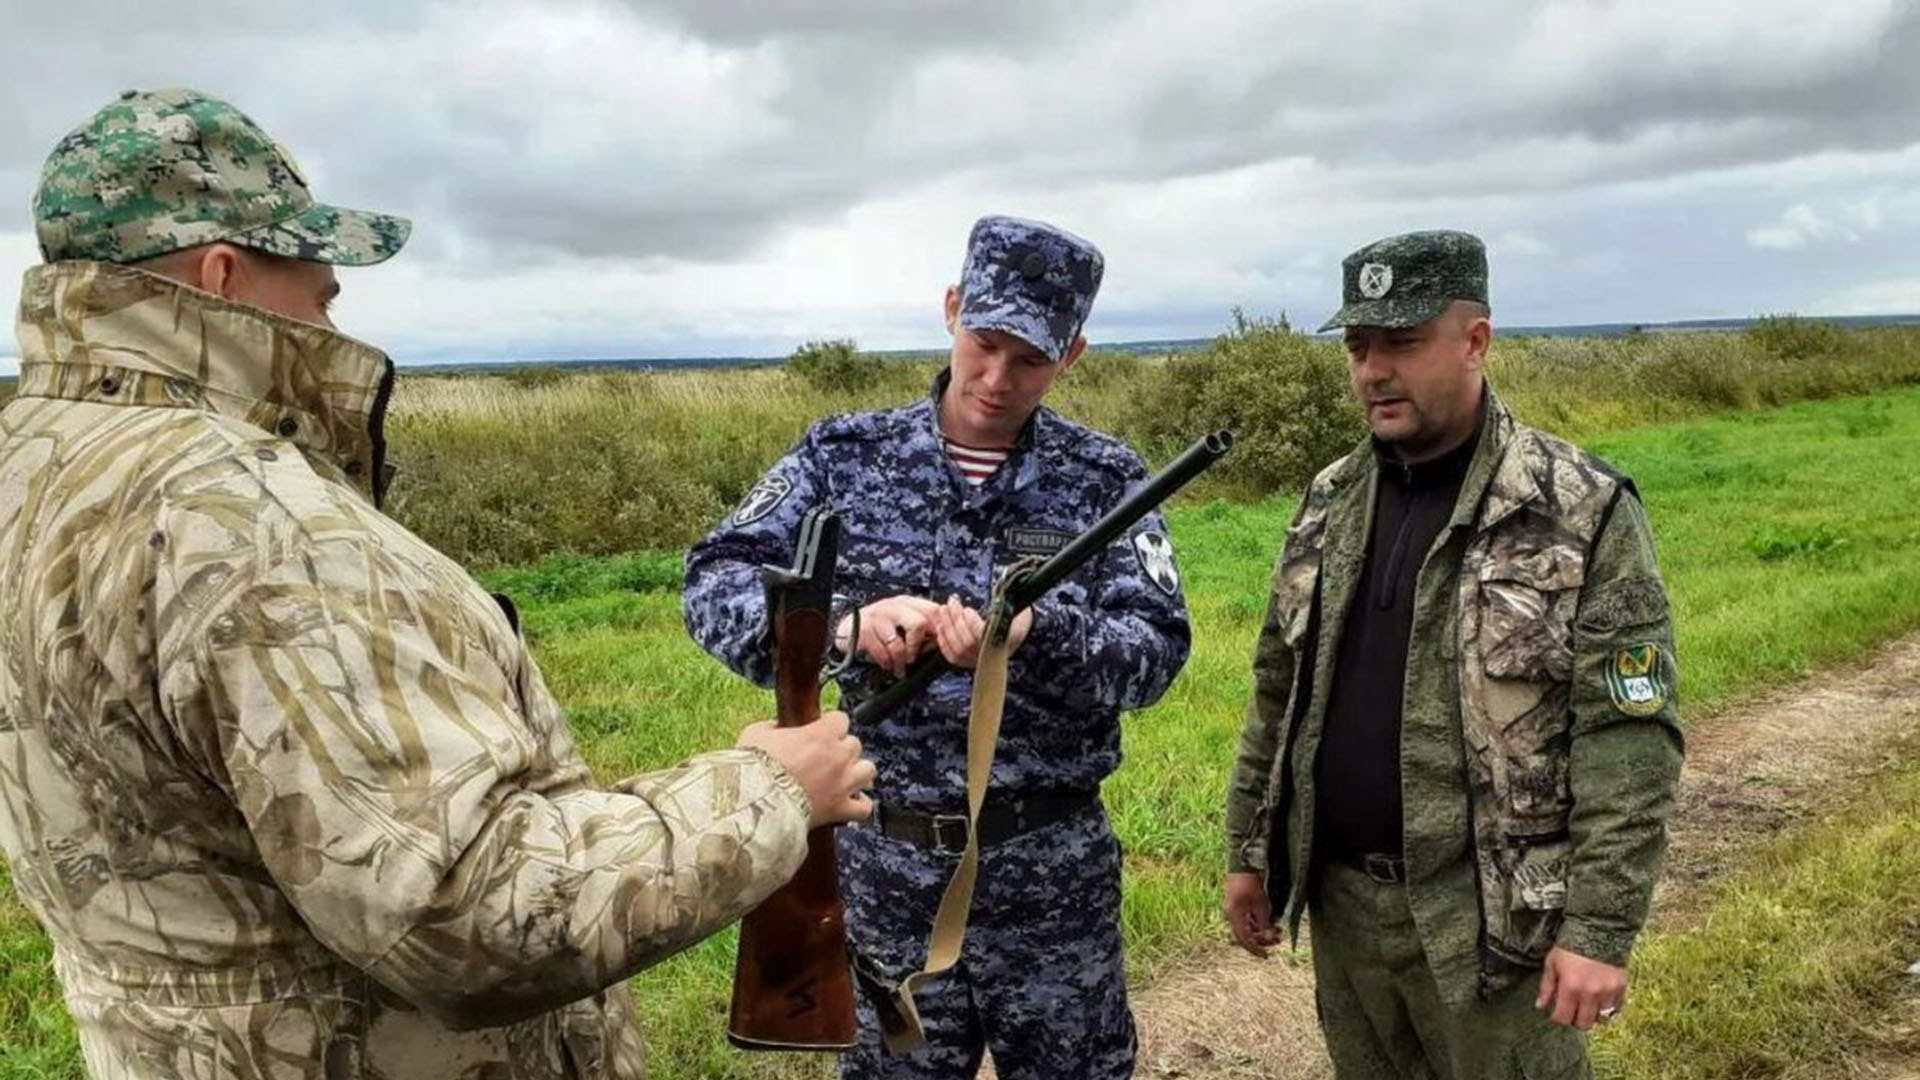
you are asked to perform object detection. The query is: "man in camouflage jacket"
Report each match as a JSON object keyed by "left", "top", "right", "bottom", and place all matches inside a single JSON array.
[
  {"left": 1222, "top": 231, "right": 1683, "bottom": 1079},
  {"left": 0, "top": 88, "right": 873, "bottom": 1080}
]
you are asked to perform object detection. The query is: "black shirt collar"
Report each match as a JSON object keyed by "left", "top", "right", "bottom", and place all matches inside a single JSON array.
[{"left": 1373, "top": 394, "right": 1487, "bottom": 490}]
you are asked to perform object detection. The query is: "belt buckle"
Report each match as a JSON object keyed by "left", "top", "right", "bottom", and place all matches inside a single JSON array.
[
  {"left": 930, "top": 814, "right": 970, "bottom": 856},
  {"left": 1363, "top": 853, "right": 1404, "bottom": 885}
]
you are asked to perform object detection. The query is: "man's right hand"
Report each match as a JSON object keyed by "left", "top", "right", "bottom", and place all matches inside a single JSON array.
[
  {"left": 1224, "top": 871, "right": 1282, "bottom": 958},
  {"left": 836, "top": 595, "right": 941, "bottom": 677},
  {"left": 738, "top": 710, "right": 876, "bottom": 828}
]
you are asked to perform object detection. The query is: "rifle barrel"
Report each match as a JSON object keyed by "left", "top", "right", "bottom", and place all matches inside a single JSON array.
[{"left": 847, "top": 429, "right": 1231, "bottom": 725}]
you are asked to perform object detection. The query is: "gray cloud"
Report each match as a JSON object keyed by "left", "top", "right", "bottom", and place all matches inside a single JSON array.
[
  {"left": 10, "top": 0, "right": 1914, "bottom": 265},
  {"left": 2, "top": 0, "right": 1918, "bottom": 362},
  {"left": 620, "top": 0, "right": 1099, "bottom": 49}
]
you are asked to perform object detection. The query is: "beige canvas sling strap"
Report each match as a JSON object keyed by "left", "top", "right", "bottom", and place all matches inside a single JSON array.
[{"left": 880, "top": 557, "right": 1042, "bottom": 1053}]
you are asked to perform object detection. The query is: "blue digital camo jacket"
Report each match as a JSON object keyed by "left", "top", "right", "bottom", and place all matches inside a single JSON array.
[{"left": 684, "top": 376, "right": 1192, "bottom": 810}]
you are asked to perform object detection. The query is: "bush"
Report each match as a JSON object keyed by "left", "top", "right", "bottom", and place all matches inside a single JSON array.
[
  {"left": 1065, "top": 349, "right": 1146, "bottom": 394},
  {"left": 785, "top": 338, "right": 885, "bottom": 393},
  {"left": 1121, "top": 310, "right": 1363, "bottom": 495},
  {"left": 1744, "top": 314, "right": 1848, "bottom": 361},
  {"left": 503, "top": 363, "right": 568, "bottom": 390},
  {"left": 383, "top": 377, "right": 729, "bottom": 567}
]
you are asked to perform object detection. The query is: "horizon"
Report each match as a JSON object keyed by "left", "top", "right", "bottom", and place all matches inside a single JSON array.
[
  {"left": 285, "top": 308, "right": 1920, "bottom": 372},
  {"left": 5, "top": 307, "right": 1920, "bottom": 379}
]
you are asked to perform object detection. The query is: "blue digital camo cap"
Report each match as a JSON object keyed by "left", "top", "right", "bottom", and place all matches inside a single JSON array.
[{"left": 957, "top": 215, "right": 1104, "bottom": 362}]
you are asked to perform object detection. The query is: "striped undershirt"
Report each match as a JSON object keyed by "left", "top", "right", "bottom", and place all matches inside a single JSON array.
[{"left": 943, "top": 437, "right": 1012, "bottom": 487}]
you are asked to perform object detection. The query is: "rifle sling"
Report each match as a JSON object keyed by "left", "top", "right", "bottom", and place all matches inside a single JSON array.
[{"left": 876, "top": 556, "right": 1041, "bottom": 1054}]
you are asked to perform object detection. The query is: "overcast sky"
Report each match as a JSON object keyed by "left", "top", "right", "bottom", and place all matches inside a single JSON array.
[{"left": 3, "top": 0, "right": 1918, "bottom": 372}]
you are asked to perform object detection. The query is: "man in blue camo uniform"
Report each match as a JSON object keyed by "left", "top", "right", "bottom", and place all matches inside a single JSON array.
[{"left": 685, "top": 216, "right": 1191, "bottom": 1078}]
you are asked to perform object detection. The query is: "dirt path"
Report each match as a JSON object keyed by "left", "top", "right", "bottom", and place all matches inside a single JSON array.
[
  {"left": 1854, "top": 989, "right": 1920, "bottom": 1080},
  {"left": 1126, "top": 634, "right": 1920, "bottom": 1080}
]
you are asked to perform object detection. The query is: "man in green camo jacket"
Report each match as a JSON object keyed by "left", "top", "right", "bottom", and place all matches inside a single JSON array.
[{"left": 1221, "top": 230, "right": 1684, "bottom": 1079}]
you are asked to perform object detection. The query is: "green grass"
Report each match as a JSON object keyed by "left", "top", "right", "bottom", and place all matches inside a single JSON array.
[
  {"left": 5, "top": 387, "right": 1920, "bottom": 1078},
  {"left": 1595, "top": 731, "right": 1920, "bottom": 1079},
  {"left": 0, "top": 864, "right": 74, "bottom": 1079}
]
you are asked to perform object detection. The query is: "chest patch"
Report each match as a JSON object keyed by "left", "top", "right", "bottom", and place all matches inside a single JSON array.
[
  {"left": 1132, "top": 530, "right": 1180, "bottom": 596},
  {"left": 1004, "top": 526, "right": 1073, "bottom": 556},
  {"left": 731, "top": 475, "right": 793, "bottom": 526},
  {"left": 1607, "top": 642, "right": 1669, "bottom": 717}
]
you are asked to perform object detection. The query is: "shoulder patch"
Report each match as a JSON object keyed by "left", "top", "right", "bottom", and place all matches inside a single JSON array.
[
  {"left": 731, "top": 475, "right": 792, "bottom": 526},
  {"left": 1131, "top": 530, "right": 1181, "bottom": 596},
  {"left": 1607, "top": 642, "right": 1670, "bottom": 717}
]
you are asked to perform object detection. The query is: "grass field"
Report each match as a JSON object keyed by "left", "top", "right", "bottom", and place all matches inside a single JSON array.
[
  {"left": 1596, "top": 728, "right": 1920, "bottom": 1079},
  {"left": 4, "top": 379, "right": 1920, "bottom": 1076}
]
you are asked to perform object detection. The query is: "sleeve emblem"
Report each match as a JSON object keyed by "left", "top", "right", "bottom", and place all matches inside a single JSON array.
[
  {"left": 731, "top": 475, "right": 793, "bottom": 526},
  {"left": 1131, "top": 530, "right": 1180, "bottom": 596},
  {"left": 1607, "top": 642, "right": 1669, "bottom": 716}
]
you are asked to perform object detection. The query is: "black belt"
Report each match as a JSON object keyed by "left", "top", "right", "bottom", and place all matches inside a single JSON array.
[
  {"left": 873, "top": 792, "right": 1095, "bottom": 855},
  {"left": 1336, "top": 851, "right": 1408, "bottom": 885}
]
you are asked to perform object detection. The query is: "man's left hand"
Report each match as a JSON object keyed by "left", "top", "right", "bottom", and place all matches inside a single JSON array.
[
  {"left": 1536, "top": 946, "right": 1628, "bottom": 1030},
  {"left": 928, "top": 595, "right": 1031, "bottom": 669}
]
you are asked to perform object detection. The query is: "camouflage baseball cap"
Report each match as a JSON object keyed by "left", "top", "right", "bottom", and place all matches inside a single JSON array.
[
  {"left": 33, "top": 88, "right": 410, "bottom": 266},
  {"left": 1317, "top": 229, "right": 1488, "bottom": 332},
  {"left": 957, "top": 215, "right": 1103, "bottom": 362}
]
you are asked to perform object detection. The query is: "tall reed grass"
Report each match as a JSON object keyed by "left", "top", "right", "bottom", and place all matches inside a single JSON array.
[{"left": 383, "top": 322, "right": 1920, "bottom": 566}]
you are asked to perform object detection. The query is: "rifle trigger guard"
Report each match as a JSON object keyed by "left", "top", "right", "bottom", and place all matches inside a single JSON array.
[{"left": 823, "top": 595, "right": 860, "bottom": 678}]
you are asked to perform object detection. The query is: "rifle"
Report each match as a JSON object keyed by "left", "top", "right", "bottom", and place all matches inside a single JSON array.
[
  {"left": 727, "top": 507, "right": 859, "bottom": 1050},
  {"left": 849, "top": 429, "right": 1235, "bottom": 727}
]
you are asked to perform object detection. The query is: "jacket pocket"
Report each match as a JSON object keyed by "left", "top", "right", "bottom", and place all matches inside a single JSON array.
[
  {"left": 836, "top": 531, "right": 934, "bottom": 606},
  {"left": 1492, "top": 824, "right": 1572, "bottom": 966},
  {"left": 1478, "top": 571, "right": 1578, "bottom": 683}
]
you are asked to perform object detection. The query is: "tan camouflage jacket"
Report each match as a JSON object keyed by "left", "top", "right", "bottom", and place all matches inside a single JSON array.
[
  {"left": 0, "top": 262, "right": 812, "bottom": 1079},
  {"left": 1225, "top": 393, "right": 1684, "bottom": 1000}
]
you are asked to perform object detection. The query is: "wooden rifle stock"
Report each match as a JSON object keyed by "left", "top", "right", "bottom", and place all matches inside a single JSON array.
[{"left": 727, "top": 507, "right": 858, "bottom": 1050}]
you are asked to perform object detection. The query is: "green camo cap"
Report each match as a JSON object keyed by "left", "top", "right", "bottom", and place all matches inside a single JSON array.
[
  {"left": 1317, "top": 229, "right": 1488, "bottom": 332},
  {"left": 34, "top": 88, "right": 410, "bottom": 266}
]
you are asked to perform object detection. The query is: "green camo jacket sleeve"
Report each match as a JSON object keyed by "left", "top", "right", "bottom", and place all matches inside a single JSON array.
[
  {"left": 1558, "top": 491, "right": 1685, "bottom": 967},
  {"left": 173, "top": 531, "right": 812, "bottom": 1031},
  {"left": 1225, "top": 549, "right": 1299, "bottom": 875}
]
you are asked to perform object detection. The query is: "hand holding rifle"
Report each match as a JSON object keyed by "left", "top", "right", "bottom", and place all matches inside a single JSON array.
[
  {"left": 737, "top": 713, "right": 873, "bottom": 828},
  {"left": 836, "top": 594, "right": 1033, "bottom": 673}
]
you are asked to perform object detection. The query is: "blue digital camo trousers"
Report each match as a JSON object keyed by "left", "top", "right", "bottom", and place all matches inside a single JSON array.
[{"left": 837, "top": 803, "right": 1134, "bottom": 1080}]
